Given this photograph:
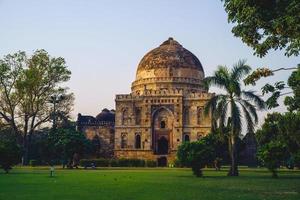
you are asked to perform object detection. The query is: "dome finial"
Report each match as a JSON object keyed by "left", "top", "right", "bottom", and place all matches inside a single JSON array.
[{"left": 168, "top": 37, "right": 174, "bottom": 41}]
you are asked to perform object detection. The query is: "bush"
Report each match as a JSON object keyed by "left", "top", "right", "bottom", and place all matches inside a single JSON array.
[
  {"left": 0, "top": 135, "right": 21, "bottom": 173},
  {"left": 292, "top": 151, "right": 300, "bottom": 169},
  {"left": 146, "top": 160, "right": 157, "bottom": 167},
  {"left": 110, "top": 159, "right": 119, "bottom": 167},
  {"left": 177, "top": 136, "right": 215, "bottom": 177},
  {"left": 80, "top": 158, "right": 153, "bottom": 168},
  {"left": 118, "top": 158, "right": 145, "bottom": 167},
  {"left": 29, "top": 160, "right": 38, "bottom": 167},
  {"left": 80, "top": 158, "right": 110, "bottom": 168},
  {"left": 257, "top": 141, "right": 288, "bottom": 178}
]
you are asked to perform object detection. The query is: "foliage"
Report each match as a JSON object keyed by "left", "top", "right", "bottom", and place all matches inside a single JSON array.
[
  {"left": 284, "top": 67, "right": 300, "bottom": 112},
  {"left": 292, "top": 151, "right": 300, "bottom": 168},
  {"left": 29, "top": 160, "right": 38, "bottom": 167},
  {"left": 0, "top": 50, "right": 73, "bottom": 164},
  {"left": 79, "top": 158, "right": 151, "bottom": 168},
  {"left": 244, "top": 68, "right": 274, "bottom": 85},
  {"left": 80, "top": 159, "right": 110, "bottom": 167},
  {"left": 257, "top": 141, "right": 288, "bottom": 178},
  {"left": 47, "top": 128, "right": 92, "bottom": 165},
  {"left": 256, "top": 112, "right": 300, "bottom": 157},
  {"left": 222, "top": 0, "right": 300, "bottom": 57},
  {"left": 177, "top": 135, "right": 215, "bottom": 177},
  {"left": 0, "top": 131, "right": 21, "bottom": 173},
  {"left": 145, "top": 160, "right": 157, "bottom": 167},
  {"left": 204, "top": 60, "right": 265, "bottom": 176}
]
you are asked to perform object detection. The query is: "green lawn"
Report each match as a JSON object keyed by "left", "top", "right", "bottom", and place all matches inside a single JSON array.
[{"left": 0, "top": 167, "right": 299, "bottom": 200}]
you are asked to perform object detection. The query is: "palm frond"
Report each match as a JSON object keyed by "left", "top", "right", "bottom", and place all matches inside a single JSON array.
[
  {"left": 238, "top": 99, "right": 258, "bottom": 123},
  {"left": 242, "top": 90, "right": 266, "bottom": 110},
  {"left": 231, "top": 59, "right": 251, "bottom": 81},
  {"left": 231, "top": 101, "right": 242, "bottom": 135},
  {"left": 216, "top": 96, "right": 228, "bottom": 128},
  {"left": 203, "top": 76, "right": 227, "bottom": 90},
  {"left": 239, "top": 102, "right": 255, "bottom": 133}
]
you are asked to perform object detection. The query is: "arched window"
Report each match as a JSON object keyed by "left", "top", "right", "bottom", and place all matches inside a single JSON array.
[
  {"left": 197, "top": 107, "right": 203, "bottom": 125},
  {"left": 135, "top": 134, "right": 141, "bottom": 149},
  {"left": 160, "top": 120, "right": 166, "bottom": 129},
  {"left": 135, "top": 108, "right": 141, "bottom": 125},
  {"left": 122, "top": 108, "right": 129, "bottom": 125},
  {"left": 121, "top": 133, "right": 127, "bottom": 149},
  {"left": 183, "top": 134, "right": 190, "bottom": 142},
  {"left": 183, "top": 107, "right": 190, "bottom": 125}
]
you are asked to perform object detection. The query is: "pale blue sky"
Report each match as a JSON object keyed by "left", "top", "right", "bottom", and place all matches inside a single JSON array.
[{"left": 0, "top": 0, "right": 298, "bottom": 122}]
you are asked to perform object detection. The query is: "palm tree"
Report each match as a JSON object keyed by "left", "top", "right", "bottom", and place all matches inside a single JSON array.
[{"left": 204, "top": 60, "right": 265, "bottom": 176}]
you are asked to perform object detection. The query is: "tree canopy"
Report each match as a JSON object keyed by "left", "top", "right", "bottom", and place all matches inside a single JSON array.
[
  {"left": 222, "top": 0, "right": 300, "bottom": 57},
  {"left": 0, "top": 50, "right": 73, "bottom": 164}
]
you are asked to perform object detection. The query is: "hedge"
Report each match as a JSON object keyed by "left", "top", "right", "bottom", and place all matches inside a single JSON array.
[
  {"left": 29, "top": 160, "right": 38, "bottom": 167},
  {"left": 80, "top": 158, "right": 110, "bottom": 167},
  {"left": 80, "top": 158, "right": 157, "bottom": 168}
]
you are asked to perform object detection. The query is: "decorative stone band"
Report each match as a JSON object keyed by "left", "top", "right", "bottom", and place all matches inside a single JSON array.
[
  {"left": 115, "top": 91, "right": 214, "bottom": 100},
  {"left": 131, "top": 77, "right": 204, "bottom": 90},
  {"left": 77, "top": 121, "right": 115, "bottom": 126}
]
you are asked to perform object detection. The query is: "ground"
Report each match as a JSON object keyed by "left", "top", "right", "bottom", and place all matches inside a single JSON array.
[{"left": 0, "top": 167, "right": 299, "bottom": 200}]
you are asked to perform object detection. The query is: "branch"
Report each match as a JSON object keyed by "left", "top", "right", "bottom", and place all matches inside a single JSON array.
[{"left": 272, "top": 67, "right": 298, "bottom": 73}]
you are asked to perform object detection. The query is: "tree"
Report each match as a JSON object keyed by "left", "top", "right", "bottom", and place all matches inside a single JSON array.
[
  {"left": 222, "top": 0, "right": 300, "bottom": 57},
  {"left": 0, "top": 129, "right": 21, "bottom": 173},
  {"left": 177, "top": 136, "right": 215, "bottom": 177},
  {"left": 284, "top": 67, "right": 300, "bottom": 112},
  {"left": 0, "top": 50, "right": 73, "bottom": 164},
  {"left": 257, "top": 141, "right": 288, "bottom": 178},
  {"left": 256, "top": 112, "right": 300, "bottom": 169},
  {"left": 204, "top": 60, "right": 265, "bottom": 176},
  {"left": 244, "top": 66, "right": 300, "bottom": 109},
  {"left": 47, "top": 128, "right": 92, "bottom": 167}
]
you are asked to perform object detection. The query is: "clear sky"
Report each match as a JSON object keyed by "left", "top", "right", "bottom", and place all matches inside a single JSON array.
[{"left": 0, "top": 0, "right": 299, "bottom": 124}]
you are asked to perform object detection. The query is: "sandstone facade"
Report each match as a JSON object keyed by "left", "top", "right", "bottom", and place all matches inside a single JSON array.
[
  {"left": 114, "top": 38, "right": 213, "bottom": 165},
  {"left": 77, "top": 38, "right": 213, "bottom": 166}
]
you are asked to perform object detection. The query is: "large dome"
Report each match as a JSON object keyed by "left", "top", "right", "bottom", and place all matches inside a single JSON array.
[{"left": 132, "top": 37, "right": 206, "bottom": 93}]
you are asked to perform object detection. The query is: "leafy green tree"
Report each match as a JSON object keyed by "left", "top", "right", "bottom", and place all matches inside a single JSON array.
[
  {"left": 204, "top": 60, "right": 265, "bottom": 176},
  {"left": 177, "top": 136, "right": 215, "bottom": 177},
  {"left": 256, "top": 112, "right": 300, "bottom": 156},
  {"left": 0, "top": 50, "right": 73, "bottom": 164},
  {"left": 0, "top": 129, "right": 21, "bottom": 173},
  {"left": 284, "top": 67, "right": 300, "bottom": 112},
  {"left": 257, "top": 141, "right": 288, "bottom": 178},
  {"left": 222, "top": 0, "right": 300, "bottom": 57},
  {"left": 47, "top": 128, "right": 92, "bottom": 167},
  {"left": 222, "top": 1, "right": 299, "bottom": 109}
]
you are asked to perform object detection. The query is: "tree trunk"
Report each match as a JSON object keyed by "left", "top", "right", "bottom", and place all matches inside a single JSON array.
[
  {"left": 228, "top": 134, "right": 239, "bottom": 176},
  {"left": 22, "top": 114, "right": 29, "bottom": 165}
]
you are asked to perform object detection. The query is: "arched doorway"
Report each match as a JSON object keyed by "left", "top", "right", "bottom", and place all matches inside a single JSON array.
[
  {"left": 151, "top": 107, "right": 174, "bottom": 155},
  {"left": 157, "top": 136, "right": 168, "bottom": 155}
]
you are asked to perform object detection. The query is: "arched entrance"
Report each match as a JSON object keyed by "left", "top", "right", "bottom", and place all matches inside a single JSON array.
[
  {"left": 151, "top": 107, "right": 174, "bottom": 155},
  {"left": 157, "top": 156, "right": 167, "bottom": 167},
  {"left": 157, "top": 136, "right": 168, "bottom": 154}
]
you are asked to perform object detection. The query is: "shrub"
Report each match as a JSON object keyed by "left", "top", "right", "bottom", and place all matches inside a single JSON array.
[
  {"left": 80, "top": 158, "right": 110, "bottom": 167},
  {"left": 257, "top": 141, "right": 288, "bottom": 178},
  {"left": 146, "top": 160, "right": 157, "bottom": 167},
  {"left": 29, "top": 160, "right": 38, "bottom": 167},
  {"left": 110, "top": 159, "right": 119, "bottom": 167},
  {"left": 177, "top": 136, "right": 215, "bottom": 177},
  {"left": 118, "top": 158, "right": 145, "bottom": 167},
  {"left": 0, "top": 135, "right": 21, "bottom": 173},
  {"left": 94, "top": 158, "right": 110, "bottom": 167},
  {"left": 292, "top": 151, "right": 300, "bottom": 169}
]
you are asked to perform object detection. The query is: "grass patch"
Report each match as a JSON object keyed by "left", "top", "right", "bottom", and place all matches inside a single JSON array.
[{"left": 0, "top": 167, "right": 299, "bottom": 200}]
